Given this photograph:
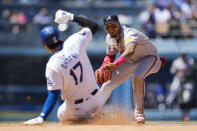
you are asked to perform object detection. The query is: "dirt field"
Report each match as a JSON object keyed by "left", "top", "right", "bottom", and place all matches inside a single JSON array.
[
  {"left": 1, "top": 122, "right": 197, "bottom": 131},
  {"left": 1, "top": 110, "right": 197, "bottom": 131}
]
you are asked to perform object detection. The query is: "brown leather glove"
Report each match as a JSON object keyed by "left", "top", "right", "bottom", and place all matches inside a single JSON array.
[
  {"left": 95, "top": 67, "right": 112, "bottom": 84},
  {"left": 105, "top": 62, "right": 116, "bottom": 72}
]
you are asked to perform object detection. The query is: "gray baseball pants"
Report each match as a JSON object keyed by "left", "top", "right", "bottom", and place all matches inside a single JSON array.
[{"left": 100, "top": 55, "right": 161, "bottom": 115}]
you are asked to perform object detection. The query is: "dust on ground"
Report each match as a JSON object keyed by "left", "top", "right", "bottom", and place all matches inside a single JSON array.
[{"left": 63, "top": 106, "right": 132, "bottom": 125}]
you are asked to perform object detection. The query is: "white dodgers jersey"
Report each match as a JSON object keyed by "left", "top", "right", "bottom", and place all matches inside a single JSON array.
[
  {"left": 106, "top": 26, "right": 158, "bottom": 62},
  {"left": 45, "top": 28, "right": 99, "bottom": 101}
]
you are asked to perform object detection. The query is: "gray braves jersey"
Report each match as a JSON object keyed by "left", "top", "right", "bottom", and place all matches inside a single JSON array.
[
  {"left": 102, "top": 26, "right": 161, "bottom": 117},
  {"left": 106, "top": 26, "right": 158, "bottom": 62},
  {"left": 45, "top": 28, "right": 99, "bottom": 101}
]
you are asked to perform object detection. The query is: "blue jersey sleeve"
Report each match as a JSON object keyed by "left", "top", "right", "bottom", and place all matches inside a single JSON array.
[{"left": 39, "top": 90, "right": 60, "bottom": 120}]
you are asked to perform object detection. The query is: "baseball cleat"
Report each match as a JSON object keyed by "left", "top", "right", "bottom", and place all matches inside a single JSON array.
[{"left": 135, "top": 114, "right": 145, "bottom": 124}]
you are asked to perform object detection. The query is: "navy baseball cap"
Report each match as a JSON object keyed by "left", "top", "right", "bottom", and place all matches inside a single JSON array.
[
  {"left": 40, "top": 26, "right": 61, "bottom": 46},
  {"left": 103, "top": 15, "right": 119, "bottom": 25}
]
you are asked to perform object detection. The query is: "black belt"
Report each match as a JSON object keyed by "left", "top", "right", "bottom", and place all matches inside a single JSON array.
[{"left": 74, "top": 89, "right": 98, "bottom": 104}]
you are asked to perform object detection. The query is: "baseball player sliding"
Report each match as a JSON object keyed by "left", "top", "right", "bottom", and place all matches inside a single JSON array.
[
  {"left": 95, "top": 15, "right": 166, "bottom": 124},
  {"left": 24, "top": 10, "right": 108, "bottom": 125}
]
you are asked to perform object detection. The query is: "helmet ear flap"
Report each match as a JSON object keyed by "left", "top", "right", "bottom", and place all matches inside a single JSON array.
[{"left": 47, "top": 40, "right": 63, "bottom": 49}]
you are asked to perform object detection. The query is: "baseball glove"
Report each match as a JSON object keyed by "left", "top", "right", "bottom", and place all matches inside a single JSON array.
[
  {"left": 95, "top": 62, "right": 116, "bottom": 84},
  {"left": 95, "top": 67, "right": 112, "bottom": 84},
  {"left": 105, "top": 62, "right": 116, "bottom": 72}
]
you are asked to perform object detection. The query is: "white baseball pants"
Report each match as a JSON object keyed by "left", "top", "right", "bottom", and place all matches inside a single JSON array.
[{"left": 57, "top": 89, "right": 104, "bottom": 123}]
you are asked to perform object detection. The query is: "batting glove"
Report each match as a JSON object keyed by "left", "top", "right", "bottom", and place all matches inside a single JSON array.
[
  {"left": 23, "top": 116, "right": 44, "bottom": 125},
  {"left": 54, "top": 10, "right": 74, "bottom": 24}
]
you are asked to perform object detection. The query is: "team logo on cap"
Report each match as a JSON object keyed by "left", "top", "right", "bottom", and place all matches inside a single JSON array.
[
  {"left": 107, "top": 16, "right": 111, "bottom": 21},
  {"left": 44, "top": 27, "right": 53, "bottom": 35}
]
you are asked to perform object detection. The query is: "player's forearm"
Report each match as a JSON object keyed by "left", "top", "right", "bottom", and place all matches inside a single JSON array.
[
  {"left": 73, "top": 16, "right": 98, "bottom": 35},
  {"left": 121, "top": 51, "right": 134, "bottom": 60},
  {"left": 113, "top": 48, "right": 134, "bottom": 67},
  {"left": 121, "top": 43, "right": 136, "bottom": 60},
  {"left": 113, "top": 44, "right": 135, "bottom": 67},
  {"left": 101, "top": 54, "right": 116, "bottom": 68},
  {"left": 40, "top": 90, "right": 60, "bottom": 120}
]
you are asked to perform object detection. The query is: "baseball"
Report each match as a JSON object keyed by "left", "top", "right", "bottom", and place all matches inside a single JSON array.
[{"left": 58, "top": 23, "right": 69, "bottom": 32}]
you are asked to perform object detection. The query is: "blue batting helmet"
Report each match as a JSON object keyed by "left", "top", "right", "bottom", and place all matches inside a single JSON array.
[{"left": 40, "top": 26, "right": 61, "bottom": 47}]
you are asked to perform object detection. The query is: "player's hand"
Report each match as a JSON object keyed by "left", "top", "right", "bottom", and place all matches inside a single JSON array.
[
  {"left": 23, "top": 116, "right": 44, "bottom": 125},
  {"left": 54, "top": 10, "right": 74, "bottom": 24}
]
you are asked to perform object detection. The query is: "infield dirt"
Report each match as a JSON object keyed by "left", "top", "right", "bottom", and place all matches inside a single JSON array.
[{"left": 1, "top": 109, "right": 197, "bottom": 131}]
